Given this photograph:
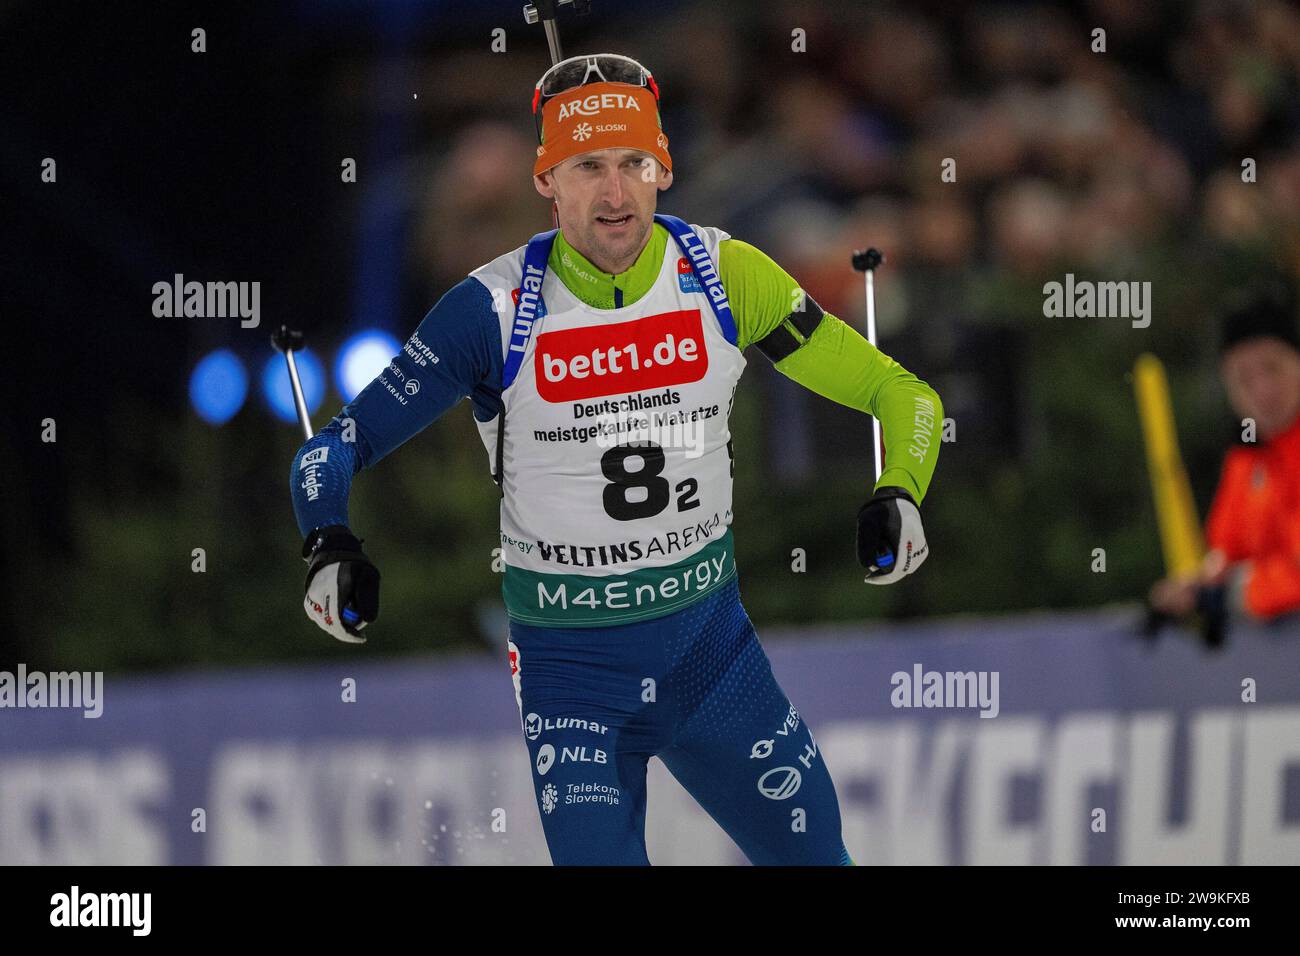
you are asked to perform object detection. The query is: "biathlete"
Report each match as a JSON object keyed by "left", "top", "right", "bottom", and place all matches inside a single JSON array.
[{"left": 290, "top": 54, "right": 943, "bottom": 865}]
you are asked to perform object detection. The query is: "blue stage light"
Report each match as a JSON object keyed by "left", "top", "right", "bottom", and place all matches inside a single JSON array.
[
  {"left": 189, "top": 349, "right": 249, "bottom": 425},
  {"left": 336, "top": 330, "right": 401, "bottom": 402},
  {"left": 262, "top": 349, "right": 326, "bottom": 424}
]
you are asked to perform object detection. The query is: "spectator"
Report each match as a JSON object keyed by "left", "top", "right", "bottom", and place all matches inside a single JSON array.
[{"left": 1150, "top": 282, "right": 1300, "bottom": 622}]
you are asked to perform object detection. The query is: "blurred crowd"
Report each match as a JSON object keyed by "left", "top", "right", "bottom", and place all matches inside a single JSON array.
[{"left": 405, "top": 0, "right": 1300, "bottom": 317}]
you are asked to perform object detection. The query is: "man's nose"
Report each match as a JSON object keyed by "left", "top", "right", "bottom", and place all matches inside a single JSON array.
[{"left": 599, "top": 169, "right": 626, "bottom": 208}]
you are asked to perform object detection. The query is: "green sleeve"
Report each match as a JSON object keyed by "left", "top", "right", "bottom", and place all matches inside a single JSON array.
[
  {"left": 717, "top": 238, "right": 944, "bottom": 503},
  {"left": 718, "top": 238, "right": 803, "bottom": 351}
]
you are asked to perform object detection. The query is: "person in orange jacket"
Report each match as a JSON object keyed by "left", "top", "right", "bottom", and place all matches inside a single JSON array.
[{"left": 1149, "top": 282, "right": 1300, "bottom": 628}]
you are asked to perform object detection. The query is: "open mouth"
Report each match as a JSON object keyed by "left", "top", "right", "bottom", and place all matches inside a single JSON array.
[{"left": 596, "top": 214, "right": 633, "bottom": 227}]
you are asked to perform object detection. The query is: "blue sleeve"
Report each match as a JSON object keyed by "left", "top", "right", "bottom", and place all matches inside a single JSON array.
[{"left": 290, "top": 277, "right": 504, "bottom": 539}]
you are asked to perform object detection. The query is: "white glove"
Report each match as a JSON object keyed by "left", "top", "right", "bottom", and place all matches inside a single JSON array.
[
  {"left": 304, "top": 562, "right": 367, "bottom": 643},
  {"left": 856, "top": 486, "right": 930, "bottom": 585},
  {"left": 301, "top": 525, "right": 380, "bottom": 644}
]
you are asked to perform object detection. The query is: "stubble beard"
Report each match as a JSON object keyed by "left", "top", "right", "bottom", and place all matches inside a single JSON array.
[{"left": 592, "top": 215, "right": 648, "bottom": 271}]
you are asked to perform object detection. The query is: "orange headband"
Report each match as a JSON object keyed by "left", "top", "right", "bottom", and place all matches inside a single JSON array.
[{"left": 533, "top": 81, "right": 671, "bottom": 178}]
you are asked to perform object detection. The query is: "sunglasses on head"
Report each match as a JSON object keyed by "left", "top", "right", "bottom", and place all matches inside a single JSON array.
[{"left": 532, "top": 53, "right": 660, "bottom": 143}]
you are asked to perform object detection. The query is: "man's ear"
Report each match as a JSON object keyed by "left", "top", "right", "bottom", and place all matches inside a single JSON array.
[
  {"left": 657, "top": 164, "right": 674, "bottom": 192},
  {"left": 534, "top": 171, "right": 556, "bottom": 200}
]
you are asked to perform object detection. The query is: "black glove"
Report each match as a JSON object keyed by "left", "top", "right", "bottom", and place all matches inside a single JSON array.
[
  {"left": 856, "top": 486, "right": 929, "bottom": 584},
  {"left": 1194, "top": 582, "right": 1228, "bottom": 649},
  {"left": 1139, "top": 583, "right": 1228, "bottom": 650},
  {"left": 302, "top": 525, "right": 381, "bottom": 643}
]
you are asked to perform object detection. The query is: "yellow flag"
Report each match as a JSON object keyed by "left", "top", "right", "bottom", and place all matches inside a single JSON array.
[{"left": 1134, "top": 353, "right": 1205, "bottom": 576}]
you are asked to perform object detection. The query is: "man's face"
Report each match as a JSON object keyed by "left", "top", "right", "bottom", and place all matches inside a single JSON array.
[
  {"left": 534, "top": 148, "right": 672, "bottom": 270},
  {"left": 1221, "top": 336, "right": 1300, "bottom": 439}
]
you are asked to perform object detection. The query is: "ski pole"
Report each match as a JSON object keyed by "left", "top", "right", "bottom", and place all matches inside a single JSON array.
[
  {"left": 851, "top": 248, "right": 885, "bottom": 480},
  {"left": 851, "top": 247, "right": 894, "bottom": 572},
  {"left": 271, "top": 325, "right": 314, "bottom": 441},
  {"left": 523, "top": 0, "right": 591, "bottom": 65}
]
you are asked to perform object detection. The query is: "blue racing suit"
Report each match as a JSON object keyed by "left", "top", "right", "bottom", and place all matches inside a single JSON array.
[
  {"left": 510, "top": 576, "right": 850, "bottom": 865},
  {"left": 290, "top": 226, "right": 854, "bottom": 865}
]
